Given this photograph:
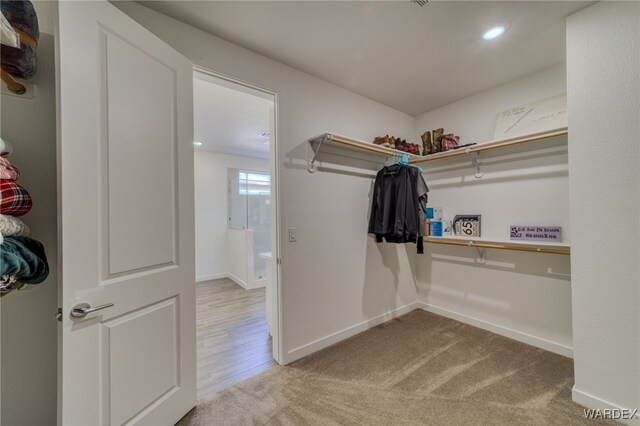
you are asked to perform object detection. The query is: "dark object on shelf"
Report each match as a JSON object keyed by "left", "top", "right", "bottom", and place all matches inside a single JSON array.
[
  {"left": 442, "top": 134, "right": 460, "bottom": 151},
  {"left": 421, "top": 131, "right": 432, "bottom": 155},
  {"left": 396, "top": 138, "right": 420, "bottom": 155},
  {"left": 392, "top": 137, "right": 420, "bottom": 155},
  {"left": 432, "top": 128, "right": 444, "bottom": 153},
  {"left": 448, "top": 143, "right": 477, "bottom": 151},
  {"left": 1, "top": 0, "right": 39, "bottom": 91},
  {"left": 373, "top": 135, "right": 420, "bottom": 155},
  {"left": 453, "top": 215, "right": 481, "bottom": 237},
  {"left": 1, "top": 43, "right": 36, "bottom": 79}
]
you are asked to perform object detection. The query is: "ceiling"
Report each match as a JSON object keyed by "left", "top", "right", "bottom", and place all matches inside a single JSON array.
[
  {"left": 194, "top": 72, "right": 273, "bottom": 158},
  {"left": 139, "top": 1, "right": 591, "bottom": 116}
]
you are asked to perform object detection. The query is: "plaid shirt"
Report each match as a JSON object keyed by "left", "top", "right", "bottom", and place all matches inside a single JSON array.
[
  {"left": 0, "top": 180, "right": 32, "bottom": 216},
  {"left": 0, "top": 156, "right": 20, "bottom": 180}
]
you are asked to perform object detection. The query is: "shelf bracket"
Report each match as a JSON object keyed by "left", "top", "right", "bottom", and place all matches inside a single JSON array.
[
  {"left": 467, "top": 241, "right": 486, "bottom": 263},
  {"left": 308, "top": 134, "right": 327, "bottom": 173},
  {"left": 471, "top": 152, "right": 483, "bottom": 178}
]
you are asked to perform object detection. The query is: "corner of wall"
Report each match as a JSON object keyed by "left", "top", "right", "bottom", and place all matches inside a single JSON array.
[{"left": 567, "top": 0, "right": 640, "bottom": 413}]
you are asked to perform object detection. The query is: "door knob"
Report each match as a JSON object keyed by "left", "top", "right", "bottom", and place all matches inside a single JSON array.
[{"left": 71, "top": 302, "right": 114, "bottom": 318}]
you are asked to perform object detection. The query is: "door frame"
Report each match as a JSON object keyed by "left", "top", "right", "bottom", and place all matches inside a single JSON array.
[{"left": 192, "top": 65, "right": 284, "bottom": 365}]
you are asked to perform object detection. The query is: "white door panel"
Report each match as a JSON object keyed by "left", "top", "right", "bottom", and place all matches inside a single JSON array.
[
  {"left": 101, "top": 27, "right": 177, "bottom": 276},
  {"left": 58, "top": 1, "right": 195, "bottom": 425},
  {"left": 106, "top": 298, "right": 179, "bottom": 426}
]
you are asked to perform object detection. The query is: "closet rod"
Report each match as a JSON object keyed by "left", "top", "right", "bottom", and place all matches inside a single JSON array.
[
  {"left": 424, "top": 237, "right": 570, "bottom": 255},
  {"left": 411, "top": 128, "right": 568, "bottom": 164}
]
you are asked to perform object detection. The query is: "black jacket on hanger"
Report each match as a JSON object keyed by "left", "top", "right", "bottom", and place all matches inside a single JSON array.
[{"left": 368, "top": 164, "right": 429, "bottom": 253}]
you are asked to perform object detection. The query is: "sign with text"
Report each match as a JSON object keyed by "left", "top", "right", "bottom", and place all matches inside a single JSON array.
[
  {"left": 494, "top": 94, "right": 567, "bottom": 140},
  {"left": 510, "top": 226, "right": 562, "bottom": 242}
]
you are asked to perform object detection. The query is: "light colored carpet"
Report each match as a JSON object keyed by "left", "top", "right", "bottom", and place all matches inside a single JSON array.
[{"left": 178, "top": 310, "right": 614, "bottom": 425}]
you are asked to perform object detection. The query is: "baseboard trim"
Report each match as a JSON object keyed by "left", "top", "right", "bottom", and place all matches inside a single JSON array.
[
  {"left": 416, "top": 301, "right": 573, "bottom": 358},
  {"left": 227, "top": 272, "right": 249, "bottom": 290},
  {"left": 285, "top": 301, "right": 419, "bottom": 364},
  {"left": 572, "top": 386, "right": 640, "bottom": 426},
  {"left": 195, "top": 273, "right": 228, "bottom": 283}
]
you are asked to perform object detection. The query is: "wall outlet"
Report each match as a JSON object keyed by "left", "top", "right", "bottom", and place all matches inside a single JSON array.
[{"left": 288, "top": 228, "right": 297, "bottom": 242}]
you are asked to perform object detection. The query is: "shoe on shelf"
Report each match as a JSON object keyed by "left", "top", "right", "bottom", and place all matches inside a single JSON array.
[{"left": 373, "top": 135, "right": 393, "bottom": 148}]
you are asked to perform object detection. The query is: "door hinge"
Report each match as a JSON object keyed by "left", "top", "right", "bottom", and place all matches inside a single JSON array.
[
  {"left": 56, "top": 308, "right": 63, "bottom": 322},
  {"left": 277, "top": 257, "right": 282, "bottom": 265}
]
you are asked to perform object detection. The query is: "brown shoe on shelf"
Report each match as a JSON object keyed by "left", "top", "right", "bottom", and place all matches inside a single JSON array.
[{"left": 373, "top": 135, "right": 390, "bottom": 148}]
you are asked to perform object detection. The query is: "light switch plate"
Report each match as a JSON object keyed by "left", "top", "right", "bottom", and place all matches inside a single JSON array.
[{"left": 288, "top": 228, "right": 297, "bottom": 242}]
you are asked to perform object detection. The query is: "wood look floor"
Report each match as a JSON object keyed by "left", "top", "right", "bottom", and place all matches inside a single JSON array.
[{"left": 196, "top": 278, "right": 276, "bottom": 400}]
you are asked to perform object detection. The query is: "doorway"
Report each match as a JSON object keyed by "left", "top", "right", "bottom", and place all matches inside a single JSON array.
[{"left": 192, "top": 69, "right": 280, "bottom": 400}]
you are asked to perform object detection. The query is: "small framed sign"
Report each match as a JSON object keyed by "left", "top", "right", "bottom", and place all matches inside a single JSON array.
[
  {"left": 454, "top": 215, "right": 481, "bottom": 238},
  {"left": 510, "top": 226, "right": 562, "bottom": 243}
]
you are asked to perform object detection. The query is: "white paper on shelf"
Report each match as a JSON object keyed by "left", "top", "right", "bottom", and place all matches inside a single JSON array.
[
  {"left": 1, "top": 12, "right": 19, "bottom": 48},
  {"left": 494, "top": 94, "right": 567, "bottom": 140}
]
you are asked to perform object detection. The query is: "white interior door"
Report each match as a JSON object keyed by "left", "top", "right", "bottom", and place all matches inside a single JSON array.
[{"left": 57, "top": 2, "right": 195, "bottom": 424}]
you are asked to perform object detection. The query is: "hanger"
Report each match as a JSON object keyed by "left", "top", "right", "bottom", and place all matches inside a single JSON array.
[{"left": 384, "top": 153, "right": 424, "bottom": 173}]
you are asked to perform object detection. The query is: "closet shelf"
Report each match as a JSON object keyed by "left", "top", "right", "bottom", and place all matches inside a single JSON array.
[
  {"left": 424, "top": 235, "right": 570, "bottom": 255},
  {"left": 308, "top": 132, "right": 420, "bottom": 172},
  {"left": 411, "top": 127, "right": 568, "bottom": 164}
]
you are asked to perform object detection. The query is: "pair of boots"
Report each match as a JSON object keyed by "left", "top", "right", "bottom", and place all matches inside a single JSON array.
[{"left": 421, "top": 129, "right": 444, "bottom": 155}]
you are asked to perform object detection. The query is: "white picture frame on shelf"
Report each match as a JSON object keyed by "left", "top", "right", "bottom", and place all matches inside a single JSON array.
[{"left": 453, "top": 215, "right": 481, "bottom": 238}]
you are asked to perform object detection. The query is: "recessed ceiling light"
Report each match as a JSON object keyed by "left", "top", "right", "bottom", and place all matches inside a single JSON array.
[
  {"left": 193, "top": 141, "right": 203, "bottom": 146},
  {"left": 483, "top": 26, "right": 505, "bottom": 40}
]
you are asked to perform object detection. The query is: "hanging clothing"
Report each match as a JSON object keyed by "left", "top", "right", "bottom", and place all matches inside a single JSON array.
[{"left": 368, "top": 164, "right": 429, "bottom": 253}]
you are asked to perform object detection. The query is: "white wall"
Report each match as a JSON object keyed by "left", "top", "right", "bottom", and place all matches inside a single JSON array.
[
  {"left": 412, "top": 63, "right": 573, "bottom": 356},
  {"left": 0, "top": 7, "right": 58, "bottom": 424},
  {"left": 194, "top": 150, "right": 269, "bottom": 281},
  {"left": 227, "top": 229, "right": 251, "bottom": 288},
  {"left": 567, "top": 2, "right": 640, "bottom": 420},
  {"left": 117, "top": 0, "right": 422, "bottom": 363}
]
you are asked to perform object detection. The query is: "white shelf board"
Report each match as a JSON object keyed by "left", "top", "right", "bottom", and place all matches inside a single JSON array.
[
  {"left": 412, "top": 127, "right": 568, "bottom": 164},
  {"left": 425, "top": 235, "right": 570, "bottom": 255},
  {"left": 308, "top": 132, "right": 420, "bottom": 169},
  {"left": 427, "top": 235, "right": 569, "bottom": 248}
]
